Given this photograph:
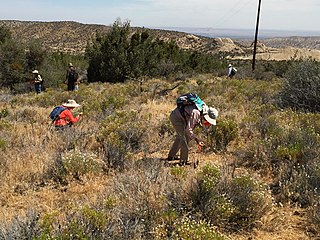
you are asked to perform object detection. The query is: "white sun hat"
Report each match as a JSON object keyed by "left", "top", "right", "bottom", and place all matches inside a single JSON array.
[
  {"left": 62, "top": 99, "right": 81, "bottom": 108},
  {"left": 32, "top": 70, "right": 39, "bottom": 74},
  {"left": 203, "top": 105, "right": 218, "bottom": 125}
]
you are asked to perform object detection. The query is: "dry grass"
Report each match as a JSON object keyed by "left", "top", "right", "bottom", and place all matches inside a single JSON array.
[{"left": 0, "top": 76, "right": 318, "bottom": 239}]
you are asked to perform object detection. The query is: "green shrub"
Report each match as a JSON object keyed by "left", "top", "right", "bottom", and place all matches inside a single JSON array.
[
  {"left": 207, "top": 118, "right": 238, "bottom": 152},
  {"left": 0, "top": 107, "right": 8, "bottom": 118},
  {"left": 192, "top": 164, "right": 271, "bottom": 231},
  {"left": 99, "top": 110, "right": 146, "bottom": 150},
  {"left": 102, "top": 140, "right": 129, "bottom": 171},
  {"left": 0, "top": 137, "right": 6, "bottom": 150},
  {"left": 0, "top": 25, "right": 11, "bottom": 45},
  {"left": 170, "top": 166, "right": 188, "bottom": 180},
  {"left": 227, "top": 176, "right": 271, "bottom": 230},
  {"left": 277, "top": 163, "right": 320, "bottom": 207},
  {"left": 240, "top": 107, "right": 320, "bottom": 207},
  {"left": 62, "top": 149, "right": 102, "bottom": 177},
  {"left": 278, "top": 59, "right": 320, "bottom": 112},
  {"left": 171, "top": 217, "right": 227, "bottom": 240},
  {"left": 0, "top": 210, "right": 41, "bottom": 239},
  {"left": 98, "top": 111, "right": 145, "bottom": 171},
  {"left": 37, "top": 212, "right": 60, "bottom": 239},
  {"left": 48, "top": 149, "right": 103, "bottom": 184},
  {"left": 0, "top": 119, "right": 11, "bottom": 130}
]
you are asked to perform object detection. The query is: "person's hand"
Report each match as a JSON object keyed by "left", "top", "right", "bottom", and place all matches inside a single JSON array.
[
  {"left": 197, "top": 141, "right": 205, "bottom": 152},
  {"left": 195, "top": 138, "right": 205, "bottom": 146}
]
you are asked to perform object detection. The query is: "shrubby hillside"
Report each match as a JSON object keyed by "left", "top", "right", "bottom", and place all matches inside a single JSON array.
[
  {"left": 1, "top": 71, "right": 320, "bottom": 239},
  {"left": 0, "top": 19, "right": 320, "bottom": 240}
]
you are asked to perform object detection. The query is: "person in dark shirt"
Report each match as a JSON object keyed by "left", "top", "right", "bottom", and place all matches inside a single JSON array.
[{"left": 65, "top": 63, "right": 78, "bottom": 91}]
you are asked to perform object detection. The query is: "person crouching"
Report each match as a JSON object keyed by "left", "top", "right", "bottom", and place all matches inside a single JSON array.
[{"left": 54, "top": 99, "right": 82, "bottom": 130}]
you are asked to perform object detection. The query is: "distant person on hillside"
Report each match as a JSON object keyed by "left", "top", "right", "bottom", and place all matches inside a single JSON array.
[
  {"left": 167, "top": 94, "right": 218, "bottom": 166},
  {"left": 52, "top": 99, "right": 82, "bottom": 130},
  {"left": 32, "top": 70, "right": 44, "bottom": 94},
  {"left": 65, "top": 63, "right": 78, "bottom": 91},
  {"left": 227, "top": 64, "right": 237, "bottom": 79}
]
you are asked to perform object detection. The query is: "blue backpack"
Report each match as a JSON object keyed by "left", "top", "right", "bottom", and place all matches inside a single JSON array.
[
  {"left": 176, "top": 93, "right": 205, "bottom": 118},
  {"left": 49, "top": 106, "right": 66, "bottom": 121}
]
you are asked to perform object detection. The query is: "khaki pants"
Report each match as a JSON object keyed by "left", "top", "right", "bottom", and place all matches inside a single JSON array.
[{"left": 168, "top": 109, "right": 190, "bottom": 163}]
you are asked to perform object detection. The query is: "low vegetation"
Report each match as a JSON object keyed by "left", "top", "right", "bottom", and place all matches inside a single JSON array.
[{"left": 0, "top": 20, "right": 319, "bottom": 239}]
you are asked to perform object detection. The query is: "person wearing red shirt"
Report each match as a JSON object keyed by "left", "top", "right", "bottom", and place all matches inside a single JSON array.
[{"left": 54, "top": 99, "right": 82, "bottom": 129}]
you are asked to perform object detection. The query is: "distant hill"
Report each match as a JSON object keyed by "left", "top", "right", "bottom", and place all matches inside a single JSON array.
[
  {"left": 258, "top": 36, "right": 320, "bottom": 50},
  {"left": 0, "top": 20, "right": 244, "bottom": 55},
  {"left": 0, "top": 20, "right": 110, "bottom": 54},
  {"left": 0, "top": 20, "right": 319, "bottom": 61}
]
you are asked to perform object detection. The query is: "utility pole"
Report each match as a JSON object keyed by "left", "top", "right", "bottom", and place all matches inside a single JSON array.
[{"left": 252, "top": 0, "right": 262, "bottom": 72}]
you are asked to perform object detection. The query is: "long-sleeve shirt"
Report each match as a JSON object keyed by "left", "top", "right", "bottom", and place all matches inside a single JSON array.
[
  {"left": 173, "top": 104, "right": 201, "bottom": 140},
  {"left": 54, "top": 108, "right": 80, "bottom": 127},
  {"left": 34, "top": 74, "right": 43, "bottom": 83}
]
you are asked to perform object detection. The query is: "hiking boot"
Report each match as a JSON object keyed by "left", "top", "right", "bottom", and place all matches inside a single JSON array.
[
  {"left": 179, "top": 160, "right": 191, "bottom": 166},
  {"left": 167, "top": 156, "right": 180, "bottom": 161}
]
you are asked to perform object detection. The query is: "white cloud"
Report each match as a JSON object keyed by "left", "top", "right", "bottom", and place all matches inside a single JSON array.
[{"left": 0, "top": 0, "right": 319, "bottom": 31}]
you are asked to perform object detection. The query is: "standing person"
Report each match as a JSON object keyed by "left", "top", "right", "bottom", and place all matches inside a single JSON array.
[
  {"left": 227, "top": 64, "right": 237, "bottom": 79},
  {"left": 167, "top": 103, "right": 218, "bottom": 166},
  {"left": 32, "top": 70, "right": 44, "bottom": 94},
  {"left": 65, "top": 63, "right": 78, "bottom": 91},
  {"left": 53, "top": 99, "right": 82, "bottom": 130}
]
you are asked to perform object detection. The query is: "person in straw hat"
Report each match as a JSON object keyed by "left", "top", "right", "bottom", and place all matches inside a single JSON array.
[
  {"left": 32, "top": 69, "right": 44, "bottom": 94},
  {"left": 53, "top": 99, "right": 82, "bottom": 130},
  {"left": 167, "top": 102, "right": 218, "bottom": 166}
]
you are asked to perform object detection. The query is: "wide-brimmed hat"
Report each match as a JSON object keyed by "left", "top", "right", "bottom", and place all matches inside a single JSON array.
[
  {"left": 68, "top": 63, "right": 73, "bottom": 67},
  {"left": 62, "top": 99, "right": 80, "bottom": 108},
  {"left": 32, "top": 70, "right": 39, "bottom": 74},
  {"left": 203, "top": 105, "right": 218, "bottom": 125}
]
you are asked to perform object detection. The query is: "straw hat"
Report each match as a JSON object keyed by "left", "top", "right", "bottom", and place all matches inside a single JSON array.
[
  {"left": 202, "top": 105, "right": 218, "bottom": 125},
  {"left": 68, "top": 63, "right": 73, "bottom": 67},
  {"left": 62, "top": 99, "right": 80, "bottom": 108}
]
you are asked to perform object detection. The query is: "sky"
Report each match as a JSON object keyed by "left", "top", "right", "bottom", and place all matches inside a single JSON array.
[{"left": 0, "top": 0, "right": 319, "bottom": 33}]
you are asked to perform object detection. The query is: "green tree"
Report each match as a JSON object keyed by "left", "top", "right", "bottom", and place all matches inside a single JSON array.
[
  {"left": 86, "top": 19, "right": 131, "bottom": 83},
  {"left": 0, "top": 25, "right": 11, "bottom": 45},
  {"left": 25, "top": 40, "right": 47, "bottom": 72},
  {"left": 86, "top": 19, "right": 225, "bottom": 83},
  {"left": 127, "top": 30, "right": 153, "bottom": 79},
  {"left": 0, "top": 39, "right": 26, "bottom": 90}
]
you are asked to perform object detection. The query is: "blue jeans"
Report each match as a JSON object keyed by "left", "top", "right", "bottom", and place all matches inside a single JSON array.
[{"left": 35, "top": 83, "right": 42, "bottom": 94}]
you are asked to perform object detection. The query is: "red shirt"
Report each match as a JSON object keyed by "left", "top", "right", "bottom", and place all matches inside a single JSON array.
[{"left": 54, "top": 108, "right": 80, "bottom": 126}]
